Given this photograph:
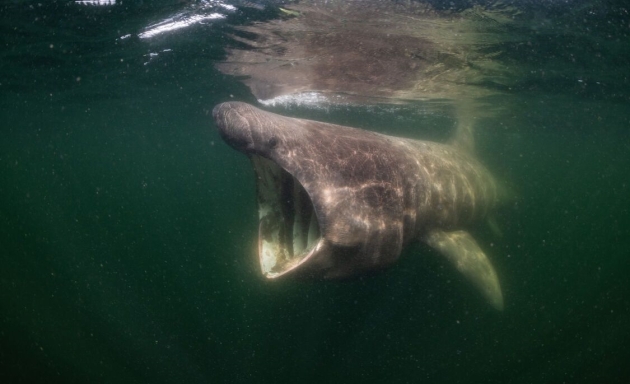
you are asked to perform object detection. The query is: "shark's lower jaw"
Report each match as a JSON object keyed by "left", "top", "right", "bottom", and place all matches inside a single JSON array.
[{"left": 251, "top": 155, "right": 322, "bottom": 278}]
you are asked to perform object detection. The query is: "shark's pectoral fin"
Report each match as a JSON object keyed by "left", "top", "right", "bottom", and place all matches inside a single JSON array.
[{"left": 424, "top": 229, "right": 504, "bottom": 311}]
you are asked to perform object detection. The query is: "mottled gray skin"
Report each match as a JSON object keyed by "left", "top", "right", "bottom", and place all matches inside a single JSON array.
[{"left": 213, "top": 102, "right": 503, "bottom": 309}]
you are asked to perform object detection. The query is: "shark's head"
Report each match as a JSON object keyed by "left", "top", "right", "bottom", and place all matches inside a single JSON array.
[{"left": 213, "top": 102, "right": 412, "bottom": 280}]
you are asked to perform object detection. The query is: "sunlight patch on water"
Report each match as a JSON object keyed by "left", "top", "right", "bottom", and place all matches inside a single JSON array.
[
  {"left": 75, "top": 0, "right": 116, "bottom": 5},
  {"left": 137, "top": 0, "right": 238, "bottom": 40},
  {"left": 259, "top": 92, "right": 342, "bottom": 108},
  {"left": 139, "top": 13, "right": 226, "bottom": 39}
]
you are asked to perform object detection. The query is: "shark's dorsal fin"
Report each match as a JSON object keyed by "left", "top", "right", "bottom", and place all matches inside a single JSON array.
[
  {"left": 449, "top": 120, "right": 475, "bottom": 154},
  {"left": 448, "top": 101, "right": 476, "bottom": 154},
  {"left": 424, "top": 229, "right": 504, "bottom": 310}
]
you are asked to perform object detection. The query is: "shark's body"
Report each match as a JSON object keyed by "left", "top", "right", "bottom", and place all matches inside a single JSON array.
[{"left": 213, "top": 102, "right": 503, "bottom": 310}]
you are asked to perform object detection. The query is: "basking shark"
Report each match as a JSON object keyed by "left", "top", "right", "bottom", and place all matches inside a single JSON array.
[{"left": 213, "top": 102, "right": 504, "bottom": 310}]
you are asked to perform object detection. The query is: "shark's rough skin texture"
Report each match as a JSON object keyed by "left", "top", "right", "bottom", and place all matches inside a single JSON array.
[{"left": 213, "top": 102, "right": 504, "bottom": 310}]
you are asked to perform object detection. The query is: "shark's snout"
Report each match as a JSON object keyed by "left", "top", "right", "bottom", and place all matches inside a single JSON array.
[
  {"left": 213, "top": 102, "right": 255, "bottom": 152},
  {"left": 213, "top": 102, "right": 288, "bottom": 157}
]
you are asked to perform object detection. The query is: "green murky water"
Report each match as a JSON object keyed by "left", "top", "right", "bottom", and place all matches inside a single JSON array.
[{"left": 1, "top": 1, "right": 629, "bottom": 383}]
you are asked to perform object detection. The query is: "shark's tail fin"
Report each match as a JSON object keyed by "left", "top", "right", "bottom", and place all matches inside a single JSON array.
[{"left": 496, "top": 177, "right": 519, "bottom": 205}]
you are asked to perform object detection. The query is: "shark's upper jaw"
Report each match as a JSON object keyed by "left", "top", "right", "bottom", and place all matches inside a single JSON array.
[{"left": 251, "top": 155, "right": 324, "bottom": 278}]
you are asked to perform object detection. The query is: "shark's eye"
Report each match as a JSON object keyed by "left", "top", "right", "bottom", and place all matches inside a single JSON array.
[{"left": 268, "top": 137, "right": 278, "bottom": 149}]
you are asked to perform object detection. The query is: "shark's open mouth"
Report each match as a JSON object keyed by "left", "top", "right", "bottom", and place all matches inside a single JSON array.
[{"left": 251, "top": 155, "right": 322, "bottom": 278}]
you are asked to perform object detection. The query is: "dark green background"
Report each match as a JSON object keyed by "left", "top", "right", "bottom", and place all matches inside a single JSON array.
[{"left": 1, "top": 1, "right": 629, "bottom": 383}]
